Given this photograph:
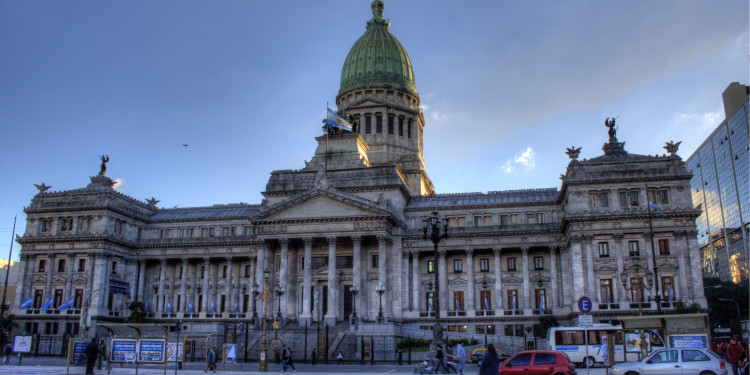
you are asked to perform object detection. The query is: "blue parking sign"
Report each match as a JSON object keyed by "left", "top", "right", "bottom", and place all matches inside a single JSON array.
[{"left": 578, "top": 296, "right": 592, "bottom": 313}]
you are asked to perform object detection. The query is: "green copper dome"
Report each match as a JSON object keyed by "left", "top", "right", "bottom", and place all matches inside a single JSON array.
[{"left": 339, "top": 0, "right": 416, "bottom": 96}]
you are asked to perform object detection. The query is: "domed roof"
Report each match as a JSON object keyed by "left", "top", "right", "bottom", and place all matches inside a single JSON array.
[{"left": 339, "top": 1, "right": 416, "bottom": 96}]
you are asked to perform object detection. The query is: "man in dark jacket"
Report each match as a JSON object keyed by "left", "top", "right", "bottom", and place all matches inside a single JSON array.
[{"left": 85, "top": 338, "right": 98, "bottom": 375}]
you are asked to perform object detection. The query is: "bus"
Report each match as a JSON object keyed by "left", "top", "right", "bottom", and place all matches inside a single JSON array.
[{"left": 547, "top": 323, "right": 665, "bottom": 367}]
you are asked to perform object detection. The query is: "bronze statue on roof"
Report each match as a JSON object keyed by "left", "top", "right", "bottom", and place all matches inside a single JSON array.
[
  {"left": 605, "top": 117, "right": 618, "bottom": 143},
  {"left": 98, "top": 155, "right": 110, "bottom": 176}
]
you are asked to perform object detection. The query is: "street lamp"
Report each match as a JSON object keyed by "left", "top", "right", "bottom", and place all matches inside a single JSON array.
[
  {"left": 275, "top": 284, "right": 285, "bottom": 322},
  {"left": 375, "top": 284, "right": 386, "bottom": 323},
  {"left": 620, "top": 266, "right": 653, "bottom": 316},
  {"left": 349, "top": 286, "right": 359, "bottom": 328},
  {"left": 251, "top": 283, "right": 260, "bottom": 324},
  {"left": 256, "top": 270, "right": 272, "bottom": 372},
  {"left": 422, "top": 211, "right": 448, "bottom": 345},
  {"left": 718, "top": 298, "right": 743, "bottom": 336}
]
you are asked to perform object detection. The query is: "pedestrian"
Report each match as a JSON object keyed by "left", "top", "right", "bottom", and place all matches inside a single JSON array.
[
  {"left": 311, "top": 349, "right": 317, "bottom": 365},
  {"left": 104, "top": 342, "right": 112, "bottom": 374},
  {"left": 727, "top": 336, "right": 746, "bottom": 375},
  {"left": 85, "top": 337, "right": 98, "bottom": 375},
  {"left": 433, "top": 345, "right": 447, "bottom": 373},
  {"left": 337, "top": 350, "right": 343, "bottom": 364},
  {"left": 205, "top": 345, "right": 217, "bottom": 373},
  {"left": 97, "top": 340, "right": 106, "bottom": 370},
  {"left": 478, "top": 343, "right": 500, "bottom": 375},
  {"left": 3, "top": 342, "right": 11, "bottom": 364},
  {"left": 287, "top": 347, "right": 297, "bottom": 372},
  {"left": 397, "top": 348, "right": 403, "bottom": 365},
  {"left": 455, "top": 342, "right": 466, "bottom": 375},
  {"left": 281, "top": 345, "right": 290, "bottom": 372}
]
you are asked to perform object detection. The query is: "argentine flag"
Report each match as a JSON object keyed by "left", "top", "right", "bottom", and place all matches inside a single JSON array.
[
  {"left": 428, "top": 298, "right": 432, "bottom": 312},
  {"left": 648, "top": 200, "right": 667, "bottom": 217},
  {"left": 484, "top": 296, "right": 489, "bottom": 311},
  {"left": 188, "top": 301, "right": 193, "bottom": 313},
  {"left": 669, "top": 287, "right": 675, "bottom": 301},
  {"left": 166, "top": 302, "right": 171, "bottom": 313},
  {"left": 145, "top": 302, "right": 149, "bottom": 312},
  {"left": 512, "top": 296, "right": 517, "bottom": 311},
  {"left": 235, "top": 302, "right": 238, "bottom": 313},
  {"left": 210, "top": 301, "right": 215, "bottom": 313},
  {"left": 40, "top": 297, "right": 54, "bottom": 312},
  {"left": 455, "top": 298, "right": 461, "bottom": 311},
  {"left": 539, "top": 295, "right": 544, "bottom": 316},
  {"left": 20, "top": 297, "right": 33, "bottom": 309},
  {"left": 59, "top": 296, "right": 75, "bottom": 312},
  {"left": 326, "top": 107, "right": 352, "bottom": 132}
]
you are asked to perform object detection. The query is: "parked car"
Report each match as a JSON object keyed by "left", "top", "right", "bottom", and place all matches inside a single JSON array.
[
  {"left": 470, "top": 347, "right": 510, "bottom": 365},
  {"left": 608, "top": 348, "right": 726, "bottom": 375},
  {"left": 498, "top": 350, "right": 576, "bottom": 375}
]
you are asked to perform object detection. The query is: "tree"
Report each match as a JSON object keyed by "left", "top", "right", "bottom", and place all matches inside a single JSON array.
[
  {"left": 0, "top": 314, "right": 18, "bottom": 348},
  {"left": 126, "top": 301, "right": 147, "bottom": 323}
]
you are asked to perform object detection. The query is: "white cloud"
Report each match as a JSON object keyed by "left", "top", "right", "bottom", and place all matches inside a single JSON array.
[
  {"left": 502, "top": 160, "right": 514, "bottom": 174},
  {"left": 113, "top": 178, "right": 125, "bottom": 191},
  {"left": 514, "top": 146, "right": 536, "bottom": 170}
]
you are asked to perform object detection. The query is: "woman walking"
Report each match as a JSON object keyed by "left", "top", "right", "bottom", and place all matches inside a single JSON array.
[{"left": 478, "top": 343, "right": 500, "bottom": 375}]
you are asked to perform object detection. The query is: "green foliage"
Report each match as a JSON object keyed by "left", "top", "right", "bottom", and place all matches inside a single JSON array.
[
  {"left": 534, "top": 315, "right": 559, "bottom": 338},
  {"left": 674, "top": 300, "right": 702, "bottom": 314},
  {"left": 126, "top": 301, "right": 146, "bottom": 323},
  {"left": 397, "top": 338, "right": 431, "bottom": 350},
  {"left": 447, "top": 338, "right": 478, "bottom": 347}
]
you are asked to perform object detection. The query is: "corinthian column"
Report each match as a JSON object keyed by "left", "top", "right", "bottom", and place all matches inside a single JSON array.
[
  {"left": 300, "top": 238, "right": 312, "bottom": 325},
  {"left": 493, "top": 248, "right": 503, "bottom": 310},
  {"left": 549, "top": 247, "right": 558, "bottom": 308},
  {"left": 352, "top": 236, "right": 362, "bottom": 316},
  {"left": 521, "top": 247, "right": 531, "bottom": 314},
  {"left": 158, "top": 258, "right": 167, "bottom": 313},
  {"left": 325, "top": 236, "right": 337, "bottom": 325},
  {"left": 279, "top": 239, "right": 288, "bottom": 320},
  {"left": 201, "top": 257, "right": 210, "bottom": 316},
  {"left": 466, "top": 249, "right": 475, "bottom": 316}
]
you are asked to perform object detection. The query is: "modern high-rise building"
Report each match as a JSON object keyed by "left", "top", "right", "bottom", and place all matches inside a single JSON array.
[{"left": 687, "top": 82, "right": 750, "bottom": 285}]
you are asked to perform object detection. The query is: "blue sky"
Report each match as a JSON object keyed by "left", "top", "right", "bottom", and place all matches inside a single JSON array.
[{"left": 0, "top": 1, "right": 747, "bottom": 259}]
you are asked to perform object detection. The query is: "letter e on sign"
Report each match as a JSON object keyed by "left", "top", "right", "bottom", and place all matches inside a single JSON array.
[{"left": 578, "top": 296, "right": 592, "bottom": 313}]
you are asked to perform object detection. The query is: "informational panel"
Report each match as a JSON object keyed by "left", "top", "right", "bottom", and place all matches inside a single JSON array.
[
  {"left": 111, "top": 339, "right": 138, "bottom": 363},
  {"left": 137, "top": 339, "right": 166, "bottom": 363},
  {"left": 166, "top": 342, "right": 183, "bottom": 362},
  {"left": 71, "top": 340, "right": 89, "bottom": 365},
  {"left": 668, "top": 334, "right": 708, "bottom": 349},
  {"left": 578, "top": 314, "right": 593, "bottom": 327},
  {"left": 13, "top": 336, "right": 33, "bottom": 353},
  {"left": 224, "top": 343, "right": 236, "bottom": 364},
  {"left": 625, "top": 333, "right": 650, "bottom": 352}
]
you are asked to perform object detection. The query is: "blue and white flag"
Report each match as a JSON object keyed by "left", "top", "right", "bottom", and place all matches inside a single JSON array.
[
  {"left": 20, "top": 297, "right": 33, "bottom": 309},
  {"left": 188, "top": 301, "right": 193, "bottom": 313},
  {"left": 166, "top": 302, "right": 171, "bottom": 313},
  {"left": 145, "top": 302, "right": 149, "bottom": 312},
  {"left": 326, "top": 107, "right": 352, "bottom": 132},
  {"left": 484, "top": 296, "right": 489, "bottom": 311},
  {"left": 210, "top": 301, "right": 215, "bottom": 313},
  {"left": 235, "top": 302, "right": 238, "bottom": 313},
  {"left": 428, "top": 298, "right": 433, "bottom": 312},
  {"left": 58, "top": 296, "right": 75, "bottom": 312},
  {"left": 40, "top": 297, "right": 54, "bottom": 312},
  {"left": 455, "top": 298, "right": 461, "bottom": 311},
  {"left": 512, "top": 296, "right": 517, "bottom": 311},
  {"left": 669, "top": 286, "right": 675, "bottom": 301},
  {"left": 539, "top": 295, "right": 544, "bottom": 316},
  {"left": 648, "top": 200, "right": 667, "bottom": 217}
]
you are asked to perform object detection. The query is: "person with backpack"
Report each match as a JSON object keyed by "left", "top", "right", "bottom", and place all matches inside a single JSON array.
[
  {"left": 281, "top": 345, "right": 291, "bottom": 372},
  {"left": 204, "top": 346, "right": 217, "bottom": 373},
  {"left": 478, "top": 343, "right": 500, "bottom": 375},
  {"left": 287, "top": 347, "right": 296, "bottom": 372}
]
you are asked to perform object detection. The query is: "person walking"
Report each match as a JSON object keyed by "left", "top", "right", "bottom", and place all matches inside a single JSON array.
[
  {"left": 727, "top": 336, "right": 746, "bottom": 375},
  {"left": 311, "top": 349, "right": 317, "bottom": 365},
  {"left": 478, "top": 343, "right": 500, "bottom": 375},
  {"left": 287, "top": 347, "right": 297, "bottom": 372},
  {"left": 337, "top": 351, "right": 344, "bottom": 364},
  {"left": 455, "top": 342, "right": 466, "bottom": 375},
  {"left": 204, "top": 346, "right": 217, "bottom": 373},
  {"left": 433, "top": 345, "right": 447, "bottom": 374},
  {"left": 96, "top": 340, "right": 106, "bottom": 370},
  {"left": 281, "top": 345, "right": 290, "bottom": 372},
  {"left": 397, "top": 348, "right": 403, "bottom": 365},
  {"left": 3, "top": 342, "right": 12, "bottom": 364},
  {"left": 85, "top": 338, "right": 98, "bottom": 375}
]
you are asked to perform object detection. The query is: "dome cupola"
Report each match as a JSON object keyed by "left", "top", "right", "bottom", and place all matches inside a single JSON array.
[{"left": 339, "top": 0, "right": 416, "bottom": 96}]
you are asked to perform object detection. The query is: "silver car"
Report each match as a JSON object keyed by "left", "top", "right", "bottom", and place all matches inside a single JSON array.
[{"left": 609, "top": 348, "right": 727, "bottom": 375}]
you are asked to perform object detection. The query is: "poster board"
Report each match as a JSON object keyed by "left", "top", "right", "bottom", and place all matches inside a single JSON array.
[
  {"left": 13, "top": 336, "right": 33, "bottom": 353},
  {"left": 110, "top": 339, "right": 138, "bottom": 363},
  {"left": 668, "top": 334, "right": 708, "bottom": 349},
  {"left": 70, "top": 340, "right": 89, "bottom": 365},
  {"left": 625, "top": 332, "right": 650, "bottom": 352},
  {"left": 166, "top": 342, "right": 183, "bottom": 363},
  {"left": 137, "top": 339, "right": 166, "bottom": 363},
  {"left": 224, "top": 343, "right": 236, "bottom": 364}
]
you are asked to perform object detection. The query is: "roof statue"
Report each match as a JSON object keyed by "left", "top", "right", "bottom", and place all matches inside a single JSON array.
[
  {"left": 98, "top": 155, "right": 110, "bottom": 176},
  {"left": 33, "top": 182, "right": 51, "bottom": 193},
  {"left": 664, "top": 140, "right": 681, "bottom": 156},
  {"left": 565, "top": 146, "right": 581, "bottom": 160},
  {"left": 605, "top": 117, "right": 618, "bottom": 143},
  {"left": 146, "top": 197, "right": 160, "bottom": 208}
]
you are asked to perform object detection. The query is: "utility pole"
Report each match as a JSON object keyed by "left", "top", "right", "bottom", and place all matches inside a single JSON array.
[{"left": 0, "top": 215, "right": 17, "bottom": 318}]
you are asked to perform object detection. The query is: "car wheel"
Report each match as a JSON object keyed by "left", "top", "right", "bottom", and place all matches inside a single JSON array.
[
  {"left": 553, "top": 373, "right": 567, "bottom": 375},
  {"left": 624, "top": 371, "right": 640, "bottom": 375},
  {"left": 582, "top": 356, "right": 596, "bottom": 368},
  {"left": 699, "top": 371, "right": 716, "bottom": 375}
]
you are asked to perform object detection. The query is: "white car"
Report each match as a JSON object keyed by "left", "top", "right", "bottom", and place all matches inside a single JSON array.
[{"left": 609, "top": 348, "right": 727, "bottom": 375}]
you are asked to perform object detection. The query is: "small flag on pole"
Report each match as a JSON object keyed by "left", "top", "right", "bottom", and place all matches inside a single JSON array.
[
  {"left": 455, "top": 298, "right": 460, "bottom": 311},
  {"left": 512, "top": 296, "right": 517, "bottom": 311},
  {"left": 210, "top": 301, "right": 215, "bottom": 313},
  {"left": 669, "top": 286, "right": 675, "bottom": 301},
  {"left": 59, "top": 296, "right": 75, "bottom": 312},
  {"left": 484, "top": 296, "right": 489, "bottom": 311},
  {"left": 40, "top": 297, "right": 54, "bottom": 312},
  {"left": 235, "top": 302, "right": 238, "bottom": 313},
  {"left": 20, "top": 297, "right": 33, "bottom": 309},
  {"left": 188, "top": 301, "right": 193, "bottom": 313},
  {"left": 648, "top": 200, "right": 667, "bottom": 217},
  {"left": 166, "top": 302, "right": 171, "bottom": 313},
  {"left": 428, "top": 298, "right": 433, "bottom": 312},
  {"left": 145, "top": 302, "right": 149, "bottom": 312},
  {"left": 326, "top": 107, "right": 353, "bottom": 132}
]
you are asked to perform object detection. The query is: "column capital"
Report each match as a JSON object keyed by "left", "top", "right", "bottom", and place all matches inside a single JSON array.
[
  {"left": 159, "top": 257, "right": 167, "bottom": 265},
  {"left": 521, "top": 246, "right": 529, "bottom": 254},
  {"left": 377, "top": 235, "right": 390, "bottom": 245},
  {"left": 225, "top": 256, "right": 233, "bottom": 262},
  {"left": 548, "top": 246, "right": 557, "bottom": 255},
  {"left": 303, "top": 237, "right": 313, "bottom": 246},
  {"left": 278, "top": 238, "right": 289, "bottom": 247},
  {"left": 493, "top": 248, "right": 502, "bottom": 256},
  {"left": 465, "top": 248, "right": 474, "bottom": 256},
  {"left": 326, "top": 236, "right": 337, "bottom": 245},
  {"left": 203, "top": 257, "right": 211, "bottom": 264},
  {"left": 87, "top": 251, "right": 97, "bottom": 258},
  {"left": 438, "top": 249, "right": 447, "bottom": 257},
  {"left": 181, "top": 256, "right": 189, "bottom": 263},
  {"left": 613, "top": 232, "right": 624, "bottom": 240},
  {"left": 351, "top": 236, "right": 362, "bottom": 245},
  {"left": 67, "top": 253, "right": 76, "bottom": 259}
]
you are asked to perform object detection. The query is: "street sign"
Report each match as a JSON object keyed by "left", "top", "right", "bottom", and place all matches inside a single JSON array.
[
  {"left": 578, "top": 314, "right": 593, "bottom": 327},
  {"left": 578, "top": 296, "right": 592, "bottom": 313}
]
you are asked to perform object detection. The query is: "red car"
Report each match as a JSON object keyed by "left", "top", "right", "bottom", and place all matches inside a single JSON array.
[{"left": 498, "top": 350, "right": 576, "bottom": 375}]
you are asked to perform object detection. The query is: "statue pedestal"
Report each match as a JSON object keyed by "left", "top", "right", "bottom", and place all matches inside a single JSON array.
[{"left": 305, "top": 133, "right": 370, "bottom": 171}]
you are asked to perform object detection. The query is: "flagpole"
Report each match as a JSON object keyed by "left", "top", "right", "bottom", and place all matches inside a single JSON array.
[
  {"left": 645, "top": 182, "right": 662, "bottom": 313},
  {"left": 325, "top": 102, "right": 329, "bottom": 171},
  {"left": 0, "top": 215, "right": 16, "bottom": 318}
]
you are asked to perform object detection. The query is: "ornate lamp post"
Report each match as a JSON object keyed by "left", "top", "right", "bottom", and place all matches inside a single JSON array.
[
  {"left": 349, "top": 285, "right": 359, "bottom": 328},
  {"left": 251, "top": 283, "right": 260, "bottom": 324},
  {"left": 375, "top": 284, "right": 386, "bottom": 323},
  {"left": 256, "top": 270, "right": 272, "bottom": 372},
  {"left": 620, "top": 266, "right": 653, "bottom": 359},
  {"left": 422, "top": 211, "right": 449, "bottom": 345},
  {"left": 275, "top": 284, "right": 285, "bottom": 322}
]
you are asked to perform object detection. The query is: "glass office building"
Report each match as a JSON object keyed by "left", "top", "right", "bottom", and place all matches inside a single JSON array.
[{"left": 688, "top": 82, "right": 750, "bottom": 285}]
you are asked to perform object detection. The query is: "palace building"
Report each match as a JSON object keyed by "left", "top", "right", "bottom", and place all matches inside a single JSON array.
[{"left": 12, "top": 0, "right": 708, "bottom": 359}]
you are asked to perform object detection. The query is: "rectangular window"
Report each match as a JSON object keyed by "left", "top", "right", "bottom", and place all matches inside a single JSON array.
[
  {"left": 453, "top": 291, "right": 464, "bottom": 311},
  {"left": 474, "top": 215, "right": 491, "bottom": 226},
  {"left": 507, "top": 290, "right": 519, "bottom": 310},
  {"left": 201, "top": 228, "right": 209, "bottom": 237},
  {"left": 79, "top": 217, "right": 91, "bottom": 232},
  {"left": 662, "top": 276, "right": 675, "bottom": 301},
  {"left": 600, "top": 279, "right": 613, "bottom": 304},
  {"left": 533, "top": 256, "right": 544, "bottom": 270},
  {"left": 658, "top": 239, "right": 670, "bottom": 255},
  {"left": 74, "top": 289, "right": 84, "bottom": 309},
  {"left": 365, "top": 115, "right": 372, "bottom": 134},
  {"left": 54, "top": 289, "right": 63, "bottom": 308},
  {"left": 107, "top": 292, "right": 114, "bottom": 310},
  {"left": 376, "top": 115, "right": 383, "bottom": 133},
  {"left": 479, "top": 258, "right": 490, "bottom": 272},
  {"left": 407, "top": 119, "right": 412, "bottom": 138},
  {"left": 648, "top": 188, "right": 670, "bottom": 205},
  {"left": 243, "top": 226, "right": 252, "bottom": 236},
  {"left": 536, "top": 213, "right": 545, "bottom": 224},
  {"left": 619, "top": 190, "right": 640, "bottom": 207},
  {"left": 398, "top": 117, "right": 403, "bottom": 136},
  {"left": 60, "top": 218, "right": 73, "bottom": 231},
  {"left": 628, "top": 241, "right": 640, "bottom": 256},
  {"left": 500, "top": 214, "right": 518, "bottom": 225},
  {"left": 221, "top": 227, "right": 230, "bottom": 236},
  {"left": 244, "top": 265, "right": 251, "bottom": 277},
  {"left": 447, "top": 217, "right": 466, "bottom": 227},
  {"left": 177, "top": 295, "right": 181, "bottom": 312},
  {"left": 589, "top": 192, "right": 610, "bottom": 208},
  {"left": 38, "top": 259, "right": 46, "bottom": 272},
  {"left": 425, "top": 292, "right": 435, "bottom": 312},
  {"left": 33, "top": 290, "right": 44, "bottom": 308},
  {"left": 222, "top": 265, "right": 228, "bottom": 278},
  {"left": 527, "top": 213, "right": 537, "bottom": 224},
  {"left": 209, "top": 227, "right": 215, "bottom": 237},
  {"left": 198, "top": 295, "right": 203, "bottom": 312},
  {"left": 427, "top": 260, "right": 435, "bottom": 273},
  {"left": 479, "top": 290, "right": 492, "bottom": 310},
  {"left": 114, "top": 220, "right": 124, "bottom": 234},
  {"left": 631, "top": 278, "right": 644, "bottom": 302},
  {"left": 372, "top": 254, "right": 379, "bottom": 268},
  {"left": 41, "top": 219, "right": 53, "bottom": 232},
  {"left": 220, "top": 295, "right": 226, "bottom": 312},
  {"left": 534, "top": 289, "right": 546, "bottom": 309},
  {"left": 111, "top": 261, "right": 117, "bottom": 273},
  {"left": 453, "top": 259, "right": 462, "bottom": 273},
  {"left": 507, "top": 257, "right": 516, "bottom": 271},
  {"left": 598, "top": 242, "right": 610, "bottom": 257},
  {"left": 57, "top": 259, "right": 66, "bottom": 273},
  {"left": 387, "top": 115, "right": 394, "bottom": 134}
]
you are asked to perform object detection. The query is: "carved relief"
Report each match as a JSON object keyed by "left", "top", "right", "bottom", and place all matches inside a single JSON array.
[
  {"left": 593, "top": 259, "right": 618, "bottom": 271},
  {"left": 502, "top": 274, "right": 523, "bottom": 284}
]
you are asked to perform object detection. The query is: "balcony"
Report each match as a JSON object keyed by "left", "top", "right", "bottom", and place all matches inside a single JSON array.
[
  {"left": 475, "top": 310, "right": 495, "bottom": 317},
  {"left": 598, "top": 303, "right": 621, "bottom": 310},
  {"left": 447, "top": 310, "right": 466, "bottom": 317},
  {"left": 503, "top": 309, "right": 523, "bottom": 316},
  {"left": 419, "top": 311, "right": 436, "bottom": 318}
]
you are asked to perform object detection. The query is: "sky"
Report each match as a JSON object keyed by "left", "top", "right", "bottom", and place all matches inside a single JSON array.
[{"left": 0, "top": 1, "right": 747, "bottom": 261}]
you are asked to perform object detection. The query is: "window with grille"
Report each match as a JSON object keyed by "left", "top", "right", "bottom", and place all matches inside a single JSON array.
[
  {"left": 507, "top": 257, "right": 516, "bottom": 271},
  {"left": 311, "top": 257, "right": 327, "bottom": 269},
  {"left": 533, "top": 256, "right": 544, "bottom": 270},
  {"left": 628, "top": 241, "right": 640, "bottom": 256},
  {"left": 479, "top": 258, "right": 490, "bottom": 272},
  {"left": 598, "top": 242, "right": 610, "bottom": 257}
]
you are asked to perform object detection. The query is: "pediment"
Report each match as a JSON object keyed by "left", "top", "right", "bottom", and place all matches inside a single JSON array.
[{"left": 253, "top": 188, "right": 393, "bottom": 223}]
